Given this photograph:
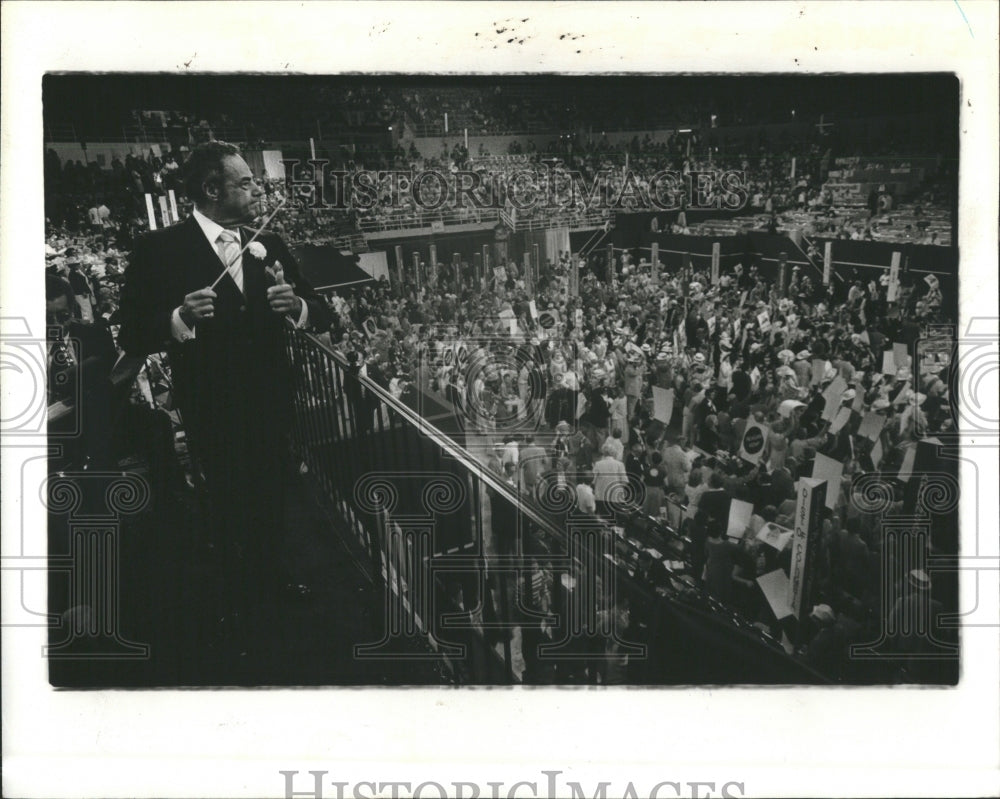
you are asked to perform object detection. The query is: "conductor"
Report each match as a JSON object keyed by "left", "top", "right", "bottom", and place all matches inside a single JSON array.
[{"left": 118, "top": 141, "right": 331, "bottom": 654}]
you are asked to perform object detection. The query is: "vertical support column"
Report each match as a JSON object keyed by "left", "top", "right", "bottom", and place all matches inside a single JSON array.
[{"left": 394, "top": 245, "right": 404, "bottom": 288}]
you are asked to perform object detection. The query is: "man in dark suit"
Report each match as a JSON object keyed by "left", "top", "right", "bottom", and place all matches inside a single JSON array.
[{"left": 118, "top": 141, "right": 331, "bottom": 650}]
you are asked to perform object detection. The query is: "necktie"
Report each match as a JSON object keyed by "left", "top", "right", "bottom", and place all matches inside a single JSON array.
[{"left": 216, "top": 230, "right": 243, "bottom": 293}]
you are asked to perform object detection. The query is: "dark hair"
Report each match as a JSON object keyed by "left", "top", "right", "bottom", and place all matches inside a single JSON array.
[
  {"left": 46, "top": 273, "right": 74, "bottom": 303},
  {"left": 182, "top": 140, "right": 242, "bottom": 204},
  {"left": 46, "top": 274, "right": 79, "bottom": 319}
]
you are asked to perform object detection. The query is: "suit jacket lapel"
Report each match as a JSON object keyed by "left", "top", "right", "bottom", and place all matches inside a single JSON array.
[{"left": 240, "top": 228, "right": 263, "bottom": 303}]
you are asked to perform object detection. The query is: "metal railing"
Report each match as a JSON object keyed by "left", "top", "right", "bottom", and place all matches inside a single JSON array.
[
  {"left": 507, "top": 208, "right": 612, "bottom": 232},
  {"left": 356, "top": 208, "right": 500, "bottom": 234},
  {"left": 283, "top": 329, "right": 828, "bottom": 684}
]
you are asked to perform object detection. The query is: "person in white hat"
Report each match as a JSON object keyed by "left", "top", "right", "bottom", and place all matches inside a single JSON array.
[
  {"left": 623, "top": 353, "right": 644, "bottom": 421},
  {"left": 888, "top": 568, "right": 952, "bottom": 680},
  {"left": 793, "top": 349, "right": 812, "bottom": 387},
  {"left": 803, "top": 603, "right": 848, "bottom": 674}
]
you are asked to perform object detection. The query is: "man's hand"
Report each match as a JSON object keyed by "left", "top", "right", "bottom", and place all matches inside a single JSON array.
[
  {"left": 267, "top": 284, "right": 303, "bottom": 316},
  {"left": 180, "top": 287, "right": 217, "bottom": 327}
]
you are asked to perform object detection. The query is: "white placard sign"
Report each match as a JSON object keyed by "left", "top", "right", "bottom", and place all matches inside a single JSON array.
[{"left": 738, "top": 419, "right": 769, "bottom": 464}]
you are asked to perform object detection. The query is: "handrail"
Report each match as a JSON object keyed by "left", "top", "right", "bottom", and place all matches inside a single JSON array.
[
  {"left": 356, "top": 208, "right": 500, "bottom": 233},
  {"left": 293, "top": 330, "right": 824, "bottom": 675},
  {"left": 299, "top": 331, "right": 570, "bottom": 540}
]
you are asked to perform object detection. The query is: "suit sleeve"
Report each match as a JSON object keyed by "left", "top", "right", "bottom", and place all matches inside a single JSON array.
[
  {"left": 117, "top": 232, "right": 179, "bottom": 356},
  {"left": 270, "top": 234, "right": 333, "bottom": 333}
]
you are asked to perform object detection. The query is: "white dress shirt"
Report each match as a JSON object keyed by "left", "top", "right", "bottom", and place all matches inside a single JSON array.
[{"left": 171, "top": 208, "right": 308, "bottom": 341}]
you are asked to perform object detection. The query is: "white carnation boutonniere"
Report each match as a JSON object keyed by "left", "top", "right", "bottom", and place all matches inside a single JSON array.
[
  {"left": 246, "top": 241, "right": 267, "bottom": 261},
  {"left": 248, "top": 241, "right": 286, "bottom": 285}
]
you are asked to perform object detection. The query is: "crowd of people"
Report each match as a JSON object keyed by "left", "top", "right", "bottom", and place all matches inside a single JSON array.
[
  {"left": 44, "top": 100, "right": 955, "bottom": 249},
  {"left": 44, "top": 133, "right": 957, "bottom": 681},
  {"left": 307, "top": 244, "right": 955, "bottom": 681}
]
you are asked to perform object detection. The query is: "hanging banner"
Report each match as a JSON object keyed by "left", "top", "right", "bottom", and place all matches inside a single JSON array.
[
  {"left": 607, "top": 244, "right": 615, "bottom": 289},
  {"left": 788, "top": 477, "right": 827, "bottom": 620},
  {"left": 453, "top": 252, "right": 462, "bottom": 293},
  {"left": 711, "top": 241, "right": 720, "bottom": 286},
  {"left": 473, "top": 253, "right": 482, "bottom": 289},
  {"left": 823, "top": 241, "right": 833, "bottom": 286},
  {"left": 412, "top": 252, "right": 421, "bottom": 292},
  {"left": 651, "top": 242, "right": 660, "bottom": 284},
  {"left": 738, "top": 418, "right": 769, "bottom": 464},
  {"left": 777, "top": 252, "right": 788, "bottom": 294}
]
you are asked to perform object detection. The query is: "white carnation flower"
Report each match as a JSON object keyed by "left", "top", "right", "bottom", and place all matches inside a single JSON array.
[{"left": 246, "top": 241, "right": 267, "bottom": 260}]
